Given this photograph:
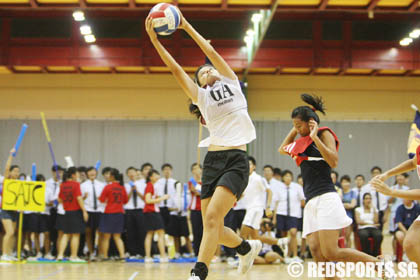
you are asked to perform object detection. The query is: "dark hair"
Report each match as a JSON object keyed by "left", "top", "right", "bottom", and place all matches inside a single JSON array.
[
  {"left": 19, "top": 173, "right": 26, "bottom": 179},
  {"left": 102, "top": 167, "right": 112, "bottom": 175},
  {"left": 282, "top": 170, "right": 293, "bottom": 178},
  {"left": 189, "top": 102, "right": 202, "bottom": 120},
  {"left": 248, "top": 156, "right": 256, "bottom": 166},
  {"left": 191, "top": 163, "right": 202, "bottom": 171},
  {"left": 109, "top": 168, "right": 124, "bottom": 185},
  {"left": 355, "top": 174, "right": 365, "bottom": 180},
  {"left": 146, "top": 169, "right": 160, "bottom": 183},
  {"left": 273, "top": 168, "right": 282, "bottom": 176},
  {"left": 370, "top": 166, "right": 382, "bottom": 174},
  {"left": 291, "top": 94, "right": 326, "bottom": 124},
  {"left": 63, "top": 167, "right": 77, "bottom": 181},
  {"left": 331, "top": 170, "right": 339, "bottom": 177},
  {"left": 297, "top": 174, "right": 302, "bottom": 180},
  {"left": 51, "top": 165, "right": 63, "bottom": 172},
  {"left": 402, "top": 173, "right": 409, "bottom": 178},
  {"left": 141, "top": 163, "right": 153, "bottom": 172},
  {"left": 126, "top": 166, "right": 136, "bottom": 174},
  {"left": 263, "top": 165, "right": 274, "bottom": 172},
  {"left": 77, "top": 166, "right": 87, "bottom": 174},
  {"left": 161, "top": 163, "right": 173, "bottom": 170},
  {"left": 340, "top": 175, "right": 351, "bottom": 183},
  {"left": 363, "top": 192, "right": 372, "bottom": 200},
  {"left": 36, "top": 174, "right": 46, "bottom": 182},
  {"left": 86, "top": 166, "right": 96, "bottom": 173},
  {"left": 194, "top": 64, "right": 214, "bottom": 87},
  {"left": 10, "top": 165, "right": 19, "bottom": 172}
]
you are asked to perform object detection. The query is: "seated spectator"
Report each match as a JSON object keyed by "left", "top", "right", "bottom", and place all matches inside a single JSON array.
[
  {"left": 254, "top": 218, "right": 285, "bottom": 265},
  {"left": 341, "top": 175, "right": 356, "bottom": 248},
  {"left": 395, "top": 199, "right": 420, "bottom": 262},
  {"left": 355, "top": 193, "right": 383, "bottom": 257}
]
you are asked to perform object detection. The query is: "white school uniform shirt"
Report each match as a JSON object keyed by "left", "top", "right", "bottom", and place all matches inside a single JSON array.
[
  {"left": 273, "top": 182, "right": 305, "bottom": 218},
  {"left": 169, "top": 182, "right": 190, "bottom": 217},
  {"left": 264, "top": 177, "right": 283, "bottom": 210},
  {"left": 46, "top": 178, "right": 61, "bottom": 212},
  {"left": 242, "top": 172, "right": 269, "bottom": 210},
  {"left": 41, "top": 185, "right": 55, "bottom": 215},
  {"left": 124, "top": 180, "right": 146, "bottom": 210},
  {"left": 193, "top": 75, "right": 256, "bottom": 147},
  {"left": 234, "top": 194, "right": 247, "bottom": 210},
  {"left": 155, "top": 177, "right": 177, "bottom": 208},
  {"left": 360, "top": 183, "right": 389, "bottom": 212},
  {"left": 81, "top": 179, "right": 105, "bottom": 213}
]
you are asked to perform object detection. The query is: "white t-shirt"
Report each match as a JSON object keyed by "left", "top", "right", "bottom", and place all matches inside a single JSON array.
[
  {"left": 355, "top": 206, "right": 377, "bottom": 229},
  {"left": 193, "top": 75, "right": 256, "bottom": 147},
  {"left": 360, "top": 183, "right": 389, "bottom": 212},
  {"left": 81, "top": 179, "right": 105, "bottom": 213},
  {"left": 46, "top": 178, "right": 61, "bottom": 213},
  {"left": 242, "top": 172, "right": 268, "bottom": 210},
  {"left": 155, "top": 177, "right": 177, "bottom": 208},
  {"left": 264, "top": 178, "right": 283, "bottom": 209},
  {"left": 273, "top": 182, "right": 305, "bottom": 218},
  {"left": 169, "top": 182, "right": 190, "bottom": 217}
]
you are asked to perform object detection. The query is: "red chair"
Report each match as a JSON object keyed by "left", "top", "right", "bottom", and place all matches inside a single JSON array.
[
  {"left": 338, "top": 228, "right": 346, "bottom": 248},
  {"left": 396, "top": 241, "right": 403, "bottom": 263}
]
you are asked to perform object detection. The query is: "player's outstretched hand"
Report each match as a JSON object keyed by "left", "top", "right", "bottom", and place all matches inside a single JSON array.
[{"left": 145, "top": 16, "right": 157, "bottom": 41}]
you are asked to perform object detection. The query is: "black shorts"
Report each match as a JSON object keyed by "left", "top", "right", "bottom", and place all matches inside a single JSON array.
[
  {"left": 24, "top": 213, "right": 49, "bottom": 233},
  {"left": 297, "top": 218, "right": 303, "bottom": 232},
  {"left": 99, "top": 213, "right": 124, "bottom": 234},
  {"left": 201, "top": 149, "right": 249, "bottom": 200},
  {"left": 87, "top": 212, "right": 101, "bottom": 230},
  {"left": 144, "top": 212, "right": 165, "bottom": 232},
  {"left": 23, "top": 213, "right": 33, "bottom": 232},
  {"left": 62, "top": 210, "right": 86, "bottom": 234},
  {"left": 1, "top": 210, "right": 18, "bottom": 222},
  {"left": 167, "top": 215, "right": 189, "bottom": 237}
]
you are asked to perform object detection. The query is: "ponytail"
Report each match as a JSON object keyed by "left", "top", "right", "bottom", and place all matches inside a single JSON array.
[{"left": 291, "top": 94, "right": 326, "bottom": 124}]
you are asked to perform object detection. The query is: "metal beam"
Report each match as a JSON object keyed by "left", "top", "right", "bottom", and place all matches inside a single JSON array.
[
  {"left": 367, "top": 0, "right": 380, "bottom": 11},
  {"left": 319, "top": 0, "right": 329, "bottom": 11},
  {"left": 409, "top": 0, "right": 419, "bottom": 12}
]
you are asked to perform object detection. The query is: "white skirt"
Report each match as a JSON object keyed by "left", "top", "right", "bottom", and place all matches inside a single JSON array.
[
  {"left": 303, "top": 192, "right": 353, "bottom": 238},
  {"left": 242, "top": 207, "right": 264, "bottom": 230}
]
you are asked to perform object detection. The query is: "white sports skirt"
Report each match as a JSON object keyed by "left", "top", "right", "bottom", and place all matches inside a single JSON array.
[{"left": 303, "top": 192, "right": 353, "bottom": 238}]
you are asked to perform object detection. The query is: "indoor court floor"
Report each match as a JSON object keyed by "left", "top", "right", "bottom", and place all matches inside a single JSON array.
[{"left": 0, "top": 235, "right": 417, "bottom": 280}]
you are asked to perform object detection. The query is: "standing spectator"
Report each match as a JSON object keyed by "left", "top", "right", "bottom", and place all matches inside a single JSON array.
[
  {"left": 155, "top": 164, "right": 177, "bottom": 232},
  {"left": 352, "top": 175, "right": 365, "bottom": 208},
  {"left": 272, "top": 170, "right": 305, "bottom": 263},
  {"left": 78, "top": 167, "right": 88, "bottom": 183},
  {"left": 355, "top": 193, "right": 382, "bottom": 257},
  {"left": 297, "top": 174, "right": 303, "bottom": 187},
  {"left": 45, "top": 165, "right": 64, "bottom": 257},
  {"left": 389, "top": 174, "right": 410, "bottom": 233},
  {"left": 124, "top": 167, "right": 146, "bottom": 259},
  {"left": 56, "top": 167, "right": 88, "bottom": 262},
  {"left": 360, "top": 166, "right": 389, "bottom": 231},
  {"left": 167, "top": 181, "right": 193, "bottom": 258},
  {"left": 81, "top": 166, "right": 105, "bottom": 261},
  {"left": 331, "top": 170, "right": 341, "bottom": 189},
  {"left": 273, "top": 168, "right": 282, "bottom": 182},
  {"left": 341, "top": 175, "right": 356, "bottom": 248},
  {"left": 143, "top": 169, "right": 170, "bottom": 263},
  {"left": 99, "top": 168, "right": 128, "bottom": 261},
  {"left": 189, "top": 163, "right": 203, "bottom": 257},
  {"left": 395, "top": 199, "right": 420, "bottom": 262}
]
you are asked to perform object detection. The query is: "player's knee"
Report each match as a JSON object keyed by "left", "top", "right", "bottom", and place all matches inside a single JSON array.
[
  {"left": 204, "top": 210, "right": 221, "bottom": 230},
  {"left": 321, "top": 246, "right": 339, "bottom": 261},
  {"left": 403, "top": 236, "right": 416, "bottom": 253}
]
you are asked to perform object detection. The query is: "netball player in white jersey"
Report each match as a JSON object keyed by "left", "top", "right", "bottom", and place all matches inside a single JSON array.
[
  {"left": 371, "top": 145, "right": 420, "bottom": 271},
  {"left": 146, "top": 12, "right": 260, "bottom": 280}
]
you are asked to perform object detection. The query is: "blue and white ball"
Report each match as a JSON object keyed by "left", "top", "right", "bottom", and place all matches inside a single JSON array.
[{"left": 149, "top": 3, "right": 180, "bottom": 36}]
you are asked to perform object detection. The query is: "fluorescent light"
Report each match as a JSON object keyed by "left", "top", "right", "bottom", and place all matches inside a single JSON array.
[
  {"left": 400, "top": 38, "right": 412, "bottom": 46},
  {"left": 80, "top": 25, "right": 92, "bottom": 35},
  {"left": 244, "top": 35, "right": 253, "bottom": 45},
  {"left": 246, "top": 29, "right": 255, "bottom": 37},
  {"left": 410, "top": 29, "right": 420, "bottom": 39},
  {"left": 251, "top": 13, "right": 263, "bottom": 24},
  {"left": 73, "top": 11, "right": 85, "bottom": 22},
  {"left": 84, "top": 34, "right": 96, "bottom": 43}
]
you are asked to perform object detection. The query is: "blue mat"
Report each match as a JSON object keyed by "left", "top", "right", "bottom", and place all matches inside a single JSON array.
[{"left": 126, "top": 257, "right": 197, "bottom": 263}]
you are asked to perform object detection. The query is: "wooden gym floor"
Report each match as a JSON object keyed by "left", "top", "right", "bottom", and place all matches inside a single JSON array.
[{"left": 0, "top": 235, "right": 417, "bottom": 280}]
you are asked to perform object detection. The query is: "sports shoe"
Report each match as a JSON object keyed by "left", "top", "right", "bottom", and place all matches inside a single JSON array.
[
  {"left": 144, "top": 257, "right": 154, "bottom": 263},
  {"left": 227, "top": 257, "right": 239, "bottom": 268},
  {"left": 211, "top": 256, "right": 221, "bottom": 263},
  {"left": 237, "top": 240, "right": 262, "bottom": 274},
  {"left": 44, "top": 253, "right": 54, "bottom": 260},
  {"left": 69, "top": 257, "right": 87, "bottom": 263},
  {"left": 188, "top": 273, "right": 201, "bottom": 280},
  {"left": 1, "top": 255, "right": 17, "bottom": 262},
  {"left": 160, "top": 257, "right": 169, "bottom": 263},
  {"left": 292, "top": 256, "right": 304, "bottom": 263},
  {"left": 277, "top": 237, "right": 289, "bottom": 258}
]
